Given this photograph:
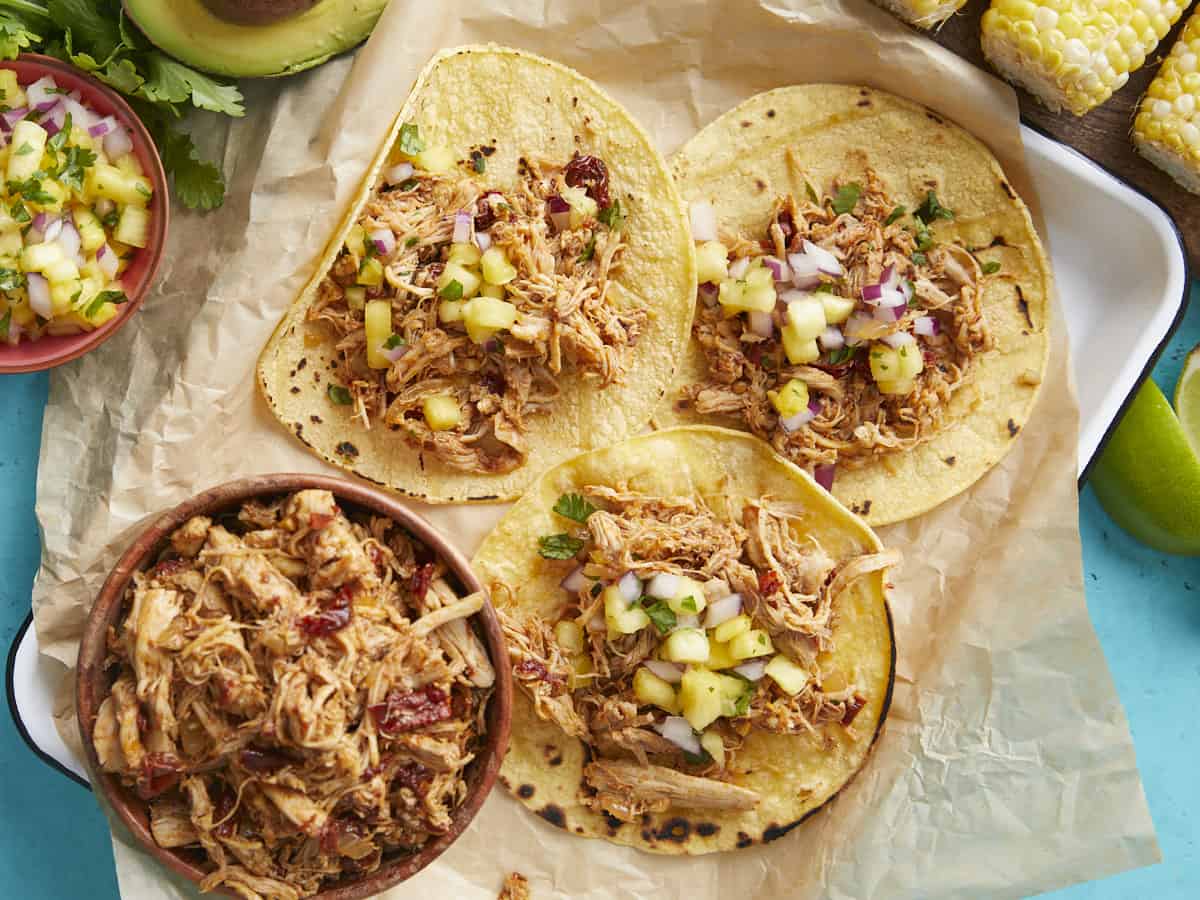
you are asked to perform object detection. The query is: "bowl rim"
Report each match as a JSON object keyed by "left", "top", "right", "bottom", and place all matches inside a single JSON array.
[
  {"left": 0, "top": 52, "right": 170, "bottom": 374},
  {"left": 74, "top": 473, "right": 513, "bottom": 900}
]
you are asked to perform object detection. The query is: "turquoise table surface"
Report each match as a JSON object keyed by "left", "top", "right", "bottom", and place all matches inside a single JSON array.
[{"left": 3, "top": 287, "right": 1198, "bottom": 898}]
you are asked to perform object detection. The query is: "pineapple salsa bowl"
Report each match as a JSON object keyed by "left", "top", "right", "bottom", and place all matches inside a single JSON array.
[{"left": 0, "top": 55, "right": 167, "bottom": 373}]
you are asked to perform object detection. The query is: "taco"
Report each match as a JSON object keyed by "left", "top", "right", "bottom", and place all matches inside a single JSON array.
[
  {"left": 657, "top": 85, "right": 1052, "bottom": 525},
  {"left": 258, "top": 46, "right": 695, "bottom": 502},
  {"left": 473, "top": 426, "right": 897, "bottom": 854}
]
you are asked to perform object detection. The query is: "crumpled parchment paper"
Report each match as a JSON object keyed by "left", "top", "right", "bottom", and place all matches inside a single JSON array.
[{"left": 30, "top": 0, "right": 1158, "bottom": 897}]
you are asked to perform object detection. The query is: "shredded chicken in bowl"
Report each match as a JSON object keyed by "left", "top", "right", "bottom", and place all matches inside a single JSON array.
[{"left": 92, "top": 490, "right": 495, "bottom": 900}]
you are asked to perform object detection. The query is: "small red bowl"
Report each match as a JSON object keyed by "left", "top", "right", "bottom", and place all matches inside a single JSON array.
[{"left": 0, "top": 53, "right": 169, "bottom": 374}]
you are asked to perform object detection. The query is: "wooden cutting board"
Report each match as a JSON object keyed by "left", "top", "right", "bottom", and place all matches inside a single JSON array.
[{"left": 927, "top": 1, "right": 1199, "bottom": 270}]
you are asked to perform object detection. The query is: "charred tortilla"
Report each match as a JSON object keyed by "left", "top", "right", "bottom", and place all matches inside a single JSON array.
[
  {"left": 258, "top": 45, "right": 695, "bottom": 503},
  {"left": 473, "top": 427, "right": 896, "bottom": 854},
  {"left": 658, "top": 85, "right": 1051, "bottom": 526}
]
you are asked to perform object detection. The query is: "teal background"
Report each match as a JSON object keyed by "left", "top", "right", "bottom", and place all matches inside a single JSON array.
[{"left": 3, "top": 286, "right": 1198, "bottom": 898}]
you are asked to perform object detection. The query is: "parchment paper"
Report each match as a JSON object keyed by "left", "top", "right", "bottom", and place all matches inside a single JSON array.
[{"left": 30, "top": 0, "right": 1159, "bottom": 897}]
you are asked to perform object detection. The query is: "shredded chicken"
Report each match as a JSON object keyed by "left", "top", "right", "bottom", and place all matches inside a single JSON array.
[
  {"left": 499, "top": 485, "right": 898, "bottom": 820},
  {"left": 499, "top": 872, "right": 531, "bottom": 900},
  {"left": 312, "top": 145, "right": 638, "bottom": 475},
  {"left": 680, "top": 167, "right": 994, "bottom": 473},
  {"left": 97, "top": 490, "right": 493, "bottom": 899}
]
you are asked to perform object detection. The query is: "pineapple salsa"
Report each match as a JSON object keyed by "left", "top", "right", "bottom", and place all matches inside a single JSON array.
[{"left": 0, "top": 71, "right": 151, "bottom": 346}]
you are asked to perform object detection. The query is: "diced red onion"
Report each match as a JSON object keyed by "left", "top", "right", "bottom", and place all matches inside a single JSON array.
[
  {"left": 788, "top": 251, "right": 820, "bottom": 278},
  {"left": 96, "top": 243, "right": 119, "bottom": 278},
  {"left": 43, "top": 218, "right": 63, "bottom": 243},
  {"left": 643, "top": 660, "right": 685, "bottom": 684},
  {"left": 483, "top": 338, "right": 501, "bottom": 353},
  {"left": 55, "top": 221, "right": 78, "bottom": 259},
  {"left": 865, "top": 286, "right": 906, "bottom": 309},
  {"left": 900, "top": 279, "right": 914, "bottom": 301},
  {"left": 655, "top": 716, "right": 702, "bottom": 755},
  {"left": 882, "top": 331, "right": 916, "bottom": 349},
  {"left": 844, "top": 312, "right": 873, "bottom": 346},
  {"left": 861, "top": 283, "right": 883, "bottom": 302},
  {"left": 618, "top": 571, "right": 641, "bottom": 604},
  {"left": 88, "top": 117, "right": 115, "bottom": 138},
  {"left": 384, "top": 161, "right": 414, "bottom": 185},
  {"left": 646, "top": 572, "right": 680, "bottom": 600},
  {"left": 747, "top": 310, "right": 774, "bottom": 338},
  {"left": 381, "top": 343, "right": 407, "bottom": 363},
  {"left": 872, "top": 301, "right": 907, "bottom": 322},
  {"left": 1, "top": 107, "right": 28, "bottom": 131},
  {"left": 25, "top": 76, "right": 57, "bottom": 111},
  {"left": 819, "top": 326, "right": 845, "bottom": 350},
  {"left": 452, "top": 211, "right": 472, "bottom": 245},
  {"left": 42, "top": 102, "right": 66, "bottom": 136},
  {"left": 727, "top": 256, "right": 750, "bottom": 280},
  {"left": 732, "top": 659, "right": 769, "bottom": 681},
  {"left": 369, "top": 228, "right": 395, "bottom": 257},
  {"left": 64, "top": 98, "right": 96, "bottom": 131},
  {"left": 762, "top": 256, "right": 790, "bottom": 282},
  {"left": 814, "top": 464, "right": 836, "bottom": 491},
  {"left": 547, "top": 195, "right": 570, "bottom": 232},
  {"left": 802, "top": 239, "right": 843, "bottom": 277},
  {"left": 703, "top": 593, "right": 743, "bottom": 628},
  {"left": 26, "top": 273, "right": 50, "bottom": 319},
  {"left": 474, "top": 230, "right": 492, "bottom": 252},
  {"left": 880, "top": 263, "right": 899, "bottom": 290},
  {"left": 913, "top": 315, "right": 939, "bottom": 337},
  {"left": 780, "top": 408, "right": 815, "bottom": 432},
  {"left": 689, "top": 200, "right": 717, "bottom": 242},
  {"left": 561, "top": 565, "right": 587, "bottom": 593},
  {"left": 672, "top": 614, "right": 701, "bottom": 632},
  {"left": 103, "top": 127, "right": 132, "bottom": 161}
]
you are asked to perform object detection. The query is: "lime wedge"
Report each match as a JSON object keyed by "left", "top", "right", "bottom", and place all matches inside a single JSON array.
[
  {"left": 1174, "top": 343, "right": 1200, "bottom": 456},
  {"left": 1091, "top": 378, "right": 1200, "bottom": 555}
]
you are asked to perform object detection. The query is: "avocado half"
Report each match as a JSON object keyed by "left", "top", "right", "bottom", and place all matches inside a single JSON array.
[{"left": 123, "top": 0, "right": 389, "bottom": 79}]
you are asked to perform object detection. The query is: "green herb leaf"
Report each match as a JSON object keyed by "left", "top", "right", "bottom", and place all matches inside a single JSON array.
[
  {"left": 597, "top": 198, "right": 624, "bottom": 230},
  {"left": 383, "top": 333, "right": 405, "bottom": 350},
  {"left": 814, "top": 282, "right": 834, "bottom": 294},
  {"left": 405, "top": 236, "right": 419, "bottom": 247},
  {"left": 579, "top": 235, "right": 596, "bottom": 263},
  {"left": 914, "top": 190, "right": 954, "bottom": 224},
  {"left": 327, "top": 384, "right": 353, "bottom": 405},
  {"left": 398, "top": 177, "right": 418, "bottom": 191},
  {"left": 135, "top": 181, "right": 151, "bottom": 198},
  {"left": 553, "top": 492, "right": 597, "bottom": 523},
  {"left": 679, "top": 595, "right": 697, "bottom": 613},
  {"left": 47, "top": 112, "right": 71, "bottom": 152},
  {"left": 538, "top": 533, "right": 584, "bottom": 560},
  {"left": 0, "top": 306, "right": 10, "bottom": 339},
  {"left": 470, "top": 150, "right": 486, "bottom": 174},
  {"left": 48, "top": 0, "right": 123, "bottom": 60},
  {"left": 825, "top": 345, "right": 858, "bottom": 365},
  {"left": 981, "top": 260, "right": 1001, "bottom": 275},
  {"left": 14, "top": 142, "right": 32, "bottom": 156},
  {"left": 732, "top": 687, "right": 753, "bottom": 716},
  {"left": 137, "top": 106, "right": 225, "bottom": 210},
  {"left": 94, "top": 289, "right": 127, "bottom": 305},
  {"left": 398, "top": 123, "right": 425, "bottom": 157},
  {"left": 7, "top": 176, "right": 54, "bottom": 204},
  {"left": 0, "top": 17, "right": 41, "bottom": 61},
  {"left": 100, "top": 206, "right": 119, "bottom": 228},
  {"left": 805, "top": 181, "right": 819, "bottom": 204},
  {"left": 884, "top": 205, "right": 906, "bottom": 226},
  {"left": 831, "top": 182, "right": 862, "bottom": 215},
  {"left": 440, "top": 279, "right": 464, "bottom": 301},
  {"left": 58, "top": 144, "right": 96, "bottom": 192},
  {"left": 911, "top": 251, "right": 928, "bottom": 267},
  {"left": 590, "top": 581, "right": 603, "bottom": 598},
  {"left": 641, "top": 599, "right": 677, "bottom": 635},
  {"left": 0, "top": 267, "right": 24, "bottom": 292},
  {"left": 9, "top": 199, "right": 29, "bottom": 223},
  {"left": 140, "top": 51, "right": 244, "bottom": 116}
]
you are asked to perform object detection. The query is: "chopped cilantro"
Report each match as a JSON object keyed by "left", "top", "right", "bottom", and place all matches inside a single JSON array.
[
  {"left": 732, "top": 688, "right": 752, "bottom": 716},
  {"left": 825, "top": 345, "right": 859, "bottom": 365},
  {"left": 405, "top": 236, "right": 419, "bottom": 247},
  {"left": 439, "top": 279, "right": 464, "bottom": 301},
  {"left": 47, "top": 112, "right": 71, "bottom": 152},
  {"left": 327, "top": 384, "right": 353, "bottom": 405},
  {"left": 0, "top": 308, "right": 9, "bottom": 340},
  {"left": 7, "top": 176, "right": 54, "bottom": 205},
  {"left": 9, "top": 199, "right": 29, "bottom": 223},
  {"left": 831, "top": 182, "right": 862, "bottom": 215},
  {"left": 597, "top": 198, "right": 624, "bottom": 229},
  {"left": 14, "top": 142, "right": 32, "bottom": 156},
  {"left": 914, "top": 190, "right": 954, "bottom": 224},
  {"left": 538, "top": 533, "right": 584, "bottom": 560},
  {"left": 914, "top": 221, "right": 934, "bottom": 253},
  {"left": 641, "top": 599, "right": 677, "bottom": 635},
  {"left": 94, "top": 289, "right": 128, "bottom": 305},
  {"left": 885, "top": 205, "right": 906, "bottom": 226},
  {"left": 100, "top": 207, "right": 119, "bottom": 229},
  {"left": 398, "top": 178, "right": 418, "bottom": 191},
  {"left": 553, "top": 492, "right": 597, "bottom": 523},
  {"left": 57, "top": 145, "right": 96, "bottom": 192},
  {"left": 0, "top": 267, "right": 24, "bottom": 292},
  {"left": 805, "top": 181, "right": 819, "bottom": 204},
  {"left": 579, "top": 235, "right": 596, "bottom": 264},
  {"left": 471, "top": 150, "right": 486, "bottom": 174},
  {"left": 911, "top": 251, "right": 928, "bottom": 267},
  {"left": 679, "top": 595, "right": 697, "bottom": 613},
  {"left": 135, "top": 181, "right": 151, "bottom": 199},
  {"left": 383, "top": 333, "right": 405, "bottom": 350},
  {"left": 981, "top": 260, "right": 1001, "bottom": 275},
  {"left": 590, "top": 581, "right": 603, "bottom": 598},
  {"left": 814, "top": 283, "right": 834, "bottom": 294},
  {"left": 398, "top": 123, "right": 425, "bottom": 157}
]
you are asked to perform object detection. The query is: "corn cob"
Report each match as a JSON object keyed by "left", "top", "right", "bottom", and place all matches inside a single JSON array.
[
  {"left": 982, "top": 0, "right": 1188, "bottom": 116},
  {"left": 872, "top": 0, "right": 968, "bottom": 29},
  {"left": 1134, "top": 10, "right": 1200, "bottom": 192}
]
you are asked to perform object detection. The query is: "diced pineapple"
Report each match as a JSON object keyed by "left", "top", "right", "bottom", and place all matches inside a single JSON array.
[
  {"left": 666, "top": 576, "right": 707, "bottom": 616},
  {"left": 49, "top": 278, "right": 80, "bottom": 315},
  {"left": 717, "top": 673, "right": 753, "bottom": 717},
  {"left": 438, "top": 262, "right": 481, "bottom": 300},
  {"left": 0, "top": 70, "right": 22, "bottom": 107},
  {"left": 20, "top": 241, "right": 63, "bottom": 273},
  {"left": 0, "top": 228, "right": 21, "bottom": 257},
  {"left": 634, "top": 667, "right": 680, "bottom": 714},
  {"left": 344, "top": 225, "right": 367, "bottom": 258},
  {"left": 447, "top": 242, "right": 481, "bottom": 267},
  {"left": 114, "top": 205, "right": 149, "bottom": 248},
  {"left": 661, "top": 628, "right": 710, "bottom": 664},
  {"left": 357, "top": 256, "right": 383, "bottom": 287},
  {"left": 44, "top": 257, "right": 79, "bottom": 285},
  {"left": 764, "top": 654, "right": 810, "bottom": 695},
  {"left": 73, "top": 208, "right": 107, "bottom": 253},
  {"left": 695, "top": 240, "right": 729, "bottom": 284},
  {"left": 729, "top": 629, "right": 774, "bottom": 660},
  {"left": 438, "top": 299, "right": 464, "bottom": 323},
  {"left": 462, "top": 296, "right": 517, "bottom": 344},
  {"left": 876, "top": 379, "right": 914, "bottom": 396},
  {"left": 785, "top": 297, "right": 826, "bottom": 339},
  {"left": 561, "top": 186, "right": 597, "bottom": 227},
  {"left": 480, "top": 247, "right": 517, "bottom": 285},
  {"left": 9, "top": 296, "right": 33, "bottom": 326},
  {"left": 768, "top": 379, "right": 809, "bottom": 418},
  {"left": 414, "top": 144, "right": 455, "bottom": 173},
  {"left": 86, "top": 163, "right": 152, "bottom": 206},
  {"left": 679, "top": 667, "right": 724, "bottom": 731},
  {"left": 699, "top": 730, "right": 725, "bottom": 768},
  {"left": 29, "top": 179, "right": 67, "bottom": 214},
  {"left": 718, "top": 275, "right": 774, "bottom": 314},
  {"left": 608, "top": 606, "right": 650, "bottom": 636},
  {"left": 7, "top": 120, "right": 47, "bottom": 182},
  {"left": 363, "top": 299, "right": 393, "bottom": 369},
  {"left": 704, "top": 639, "right": 739, "bottom": 670},
  {"left": 712, "top": 614, "right": 752, "bottom": 645},
  {"left": 554, "top": 620, "right": 585, "bottom": 655},
  {"left": 114, "top": 153, "right": 142, "bottom": 175},
  {"left": 422, "top": 395, "right": 461, "bottom": 431},
  {"left": 479, "top": 283, "right": 505, "bottom": 299},
  {"left": 869, "top": 345, "right": 900, "bottom": 383},
  {"left": 821, "top": 293, "right": 857, "bottom": 324},
  {"left": 343, "top": 286, "right": 366, "bottom": 311},
  {"left": 569, "top": 653, "right": 594, "bottom": 691},
  {"left": 896, "top": 342, "right": 924, "bottom": 380},
  {"left": 780, "top": 324, "right": 820, "bottom": 364},
  {"left": 603, "top": 584, "right": 629, "bottom": 619},
  {"left": 85, "top": 301, "right": 119, "bottom": 327}
]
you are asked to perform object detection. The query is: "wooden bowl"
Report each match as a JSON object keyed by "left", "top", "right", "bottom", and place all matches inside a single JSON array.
[
  {"left": 75, "top": 474, "right": 512, "bottom": 899},
  {"left": 0, "top": 54, "right": 169, "bottom": 374}
]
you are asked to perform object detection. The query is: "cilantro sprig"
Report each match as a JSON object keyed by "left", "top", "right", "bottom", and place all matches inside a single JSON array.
[
  {"left": 641, "top": 598, "right": 676, "bottom": 635},
  {"left": 538, "top": 533, "right": 584, "bottom": 560},
  {"left": 0, "top": 0, "right": 243, "bottom": 209},
  {"left": 552, "top": 492, "right": 596, "bottom": 523},
  {"left": 831, "top": 182, "right": 862, "bottom": 215}
]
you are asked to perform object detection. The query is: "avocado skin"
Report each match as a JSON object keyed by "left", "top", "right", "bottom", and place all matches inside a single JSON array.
[{"left": 124, "top": 0, "right": 388, "bottom": 79}]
